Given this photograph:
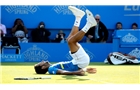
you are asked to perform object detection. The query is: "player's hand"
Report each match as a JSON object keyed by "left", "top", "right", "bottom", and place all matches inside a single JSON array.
[
  {"left": 20, "top": 22, "right": 24, "bottom": 26},
  {"left": 86, "top": 68, "right": 97, "bottom": 74},
  {"left": 78, "top": 69, "right": 86, "bottom": 76}
]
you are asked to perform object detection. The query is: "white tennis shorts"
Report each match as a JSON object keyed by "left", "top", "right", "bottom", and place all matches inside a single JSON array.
[{"left": 70, "top": 43, "right": 90, "bottom": 69}]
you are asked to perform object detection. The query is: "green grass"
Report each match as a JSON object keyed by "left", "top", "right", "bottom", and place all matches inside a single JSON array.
[
  {"left": 1, "top": 62, "right": 140, "bottom": 84},
  {"left": 1, "top": 65, "right": 140, "bottom": 84}
]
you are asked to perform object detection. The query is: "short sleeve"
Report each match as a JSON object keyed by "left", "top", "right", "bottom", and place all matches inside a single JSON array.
[{"left": 48, "top": 66, "right": 58, "bottom": 74}]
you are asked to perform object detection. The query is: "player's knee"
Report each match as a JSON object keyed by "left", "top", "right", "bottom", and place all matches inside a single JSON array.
[
  {"left": 66, "top": 38, "right": 69, "bottom": 42},
  {"left": 67, "top": 38, "right": 75, "bottom": 44}
]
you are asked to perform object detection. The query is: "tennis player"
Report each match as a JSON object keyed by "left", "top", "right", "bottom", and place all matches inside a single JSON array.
[{"left": 34, "top": 6, "right": 97, "bottom": 76}]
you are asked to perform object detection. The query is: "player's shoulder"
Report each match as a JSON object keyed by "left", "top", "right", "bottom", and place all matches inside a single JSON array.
[
  {"left": 48, "top": 65, "right": 55, "bottom": 73},
  {"left": 48, "top": 65, "right": 58, "bottom": 74}
]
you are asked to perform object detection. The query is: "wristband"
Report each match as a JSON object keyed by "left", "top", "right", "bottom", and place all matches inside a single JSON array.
[{"left": 83, "top": 68, "right": 87, "bottom": 72}]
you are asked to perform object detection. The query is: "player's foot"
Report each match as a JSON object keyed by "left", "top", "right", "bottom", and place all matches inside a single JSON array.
[
  {"left": 68, "top": 6, "right": 85, "bottom": 18},
  {"left": 86, "top": 9, "right": 97, "bottom": 27}
]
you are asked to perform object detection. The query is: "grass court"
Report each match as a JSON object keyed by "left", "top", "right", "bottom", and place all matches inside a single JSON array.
[{"left": 0, "top": 62, "right": 140, "bottom": 84}]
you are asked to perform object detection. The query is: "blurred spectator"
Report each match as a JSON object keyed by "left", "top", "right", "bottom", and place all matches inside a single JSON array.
[
  {"left": 116, "top": 22, "right": 122, "bottom": 30},
  {"left": 85, "top": 14, "right": 108, "bottom": 43},
  {"left": 112, "top": 22, "right": 123, "bottom": 37},
  {"left": 12, "top": 18, "right": 28, "bottom": 43},
  {"left": 131, "top": 23, "right": 138, "bottom": 30},
  {"left": 0, "top": 23, "right": 7, "bottom": 41},
  {"left": 31, "top": 21, "right": 51, "bottom": 42},
  {"left": 53, "top": 30, "right": 66, "bottom": 43}
]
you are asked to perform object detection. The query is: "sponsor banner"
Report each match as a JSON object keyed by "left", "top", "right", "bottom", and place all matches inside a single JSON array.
[
  {"left": 0, "top": 54, "right": 24, "bottom": 62},
  {"left": 20, "top": 43, "right": 113, "bottom": 62},
  {"left": 2, "top": 43, "right": 140, "bottom": 62},
  {"left": 22, "top": 45, "right": 51, "bottom": 62},
  {"left": 115, "top": 30, "right": 140, "bottom": 44},
  {"left": 122, "top": 33, "right": 138, "bottom": 43},
  {"left": 1, "top": 5, "right": 140, "bottom": 29},
  {"left": 1, "top": 43, "right": 113, "bottom": 62}
]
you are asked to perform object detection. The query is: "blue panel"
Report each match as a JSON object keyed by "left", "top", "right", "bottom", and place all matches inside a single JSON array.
[
  {"left": 115, "top": 30, "right": 140, "bottom": 44},
  {"left": 113, "top": 30, "right": 140, "bottom": 60},
  {"left": 1, "top": 54, "right": 24, "bottom": 62},
  {"left": 1, "top": 43, "right": 113, "bottom": 62},
  {"left": 1, "top": 5, "right": 140, "bottom": 29}
]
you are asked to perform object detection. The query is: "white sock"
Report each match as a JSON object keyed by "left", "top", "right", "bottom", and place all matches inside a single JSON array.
[
  {"left": 74, "top": 16, "right": 81, "bottom": 27},
  {"left": 81, "top": 22, "right": 92, "bottom": 33}
]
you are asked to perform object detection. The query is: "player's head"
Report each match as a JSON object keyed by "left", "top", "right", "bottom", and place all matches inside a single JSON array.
[{"left": 34, "top": 60, "right": 51, "bottom": 74}]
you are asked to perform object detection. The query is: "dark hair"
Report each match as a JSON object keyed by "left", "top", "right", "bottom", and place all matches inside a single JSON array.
[
  {"left": 34, "top": 65, "right": 48, "bottom": 74},
  {"left": 38, "top": 21, "right": 45, "bottom": 28},
  {"left": 116, "top": 22, "right": 122, "bottom": 26},
  {"left": 13, "top": 18, "right": 24, "bottom": 27},
  {"left": 132, "top": 23, "right": 138, "bottom": 27}
]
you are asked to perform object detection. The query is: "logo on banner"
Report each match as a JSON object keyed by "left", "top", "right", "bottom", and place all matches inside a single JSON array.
[
  {"left": 129, "top": 48, "right": 140, "bottom": 58},
  {"left": 124, "top": 5, "right": 140, "bottom": 16},
  {"left": 65, "top": 48, "right": 95, "bottom": 60},
  {"left": 0, "top": 54, "right": 24, "bottom": 62},
  {"left": 22, "top": 45, "right": 50, "bottom": 62},
  {"left": 122, "top": 33, "right": 138, "bottom": 43},
  {"left": 52, "top": 5, "right": 87, "bottom": 15},
  {"left": 4, "top": 5, "right": 40, "bottom": 14}
]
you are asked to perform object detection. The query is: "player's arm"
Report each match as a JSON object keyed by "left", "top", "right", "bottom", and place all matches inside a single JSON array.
[
  {"left": 56, "top": 69, "right": 85, "bottom": 76},
  {"left": 48, "top": 66, "right": 85, "bottom": 76},
  {"left": 56, "top": 68, "right": 97, "bottom": 75}
]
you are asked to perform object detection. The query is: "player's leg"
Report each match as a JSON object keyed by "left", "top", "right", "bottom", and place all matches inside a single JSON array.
[
  {"left": 67, "top": 6, "right": 97, "bottom": 53},
  {"left": 67, "top": 6, "right": 85, "bottom": 40}
]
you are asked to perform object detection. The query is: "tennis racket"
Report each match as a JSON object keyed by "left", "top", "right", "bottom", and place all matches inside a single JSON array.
[{"left": 14, "top": 76, "right": 51, "bottom": 80}]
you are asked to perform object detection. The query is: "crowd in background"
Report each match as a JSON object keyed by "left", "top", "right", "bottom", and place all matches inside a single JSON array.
[{"left": 0, "top": 14, "right": 139, "bottom": 44}]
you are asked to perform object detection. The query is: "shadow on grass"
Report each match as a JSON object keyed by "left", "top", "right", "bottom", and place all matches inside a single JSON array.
[
  {"left": 32, "top": 73, "right": 89, "bottom": 81},
  {"left": 60, "top": 75, "right": 89, "bottom": 81}
]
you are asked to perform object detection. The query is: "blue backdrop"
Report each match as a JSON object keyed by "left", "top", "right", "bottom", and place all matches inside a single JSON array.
[
  {"left": 1, "top": 5, "right": 140, "bottom": 29},
  {"left": 113, "top": 30, "right": 140, "bottom": 60},
  {"left": 1, "top": 43, "right": 113, "bottom": 62}
]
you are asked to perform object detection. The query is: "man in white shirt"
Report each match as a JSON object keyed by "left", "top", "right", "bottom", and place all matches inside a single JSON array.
[{"left": 0, "top": 24, "right": 7, "bottom": 41}]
